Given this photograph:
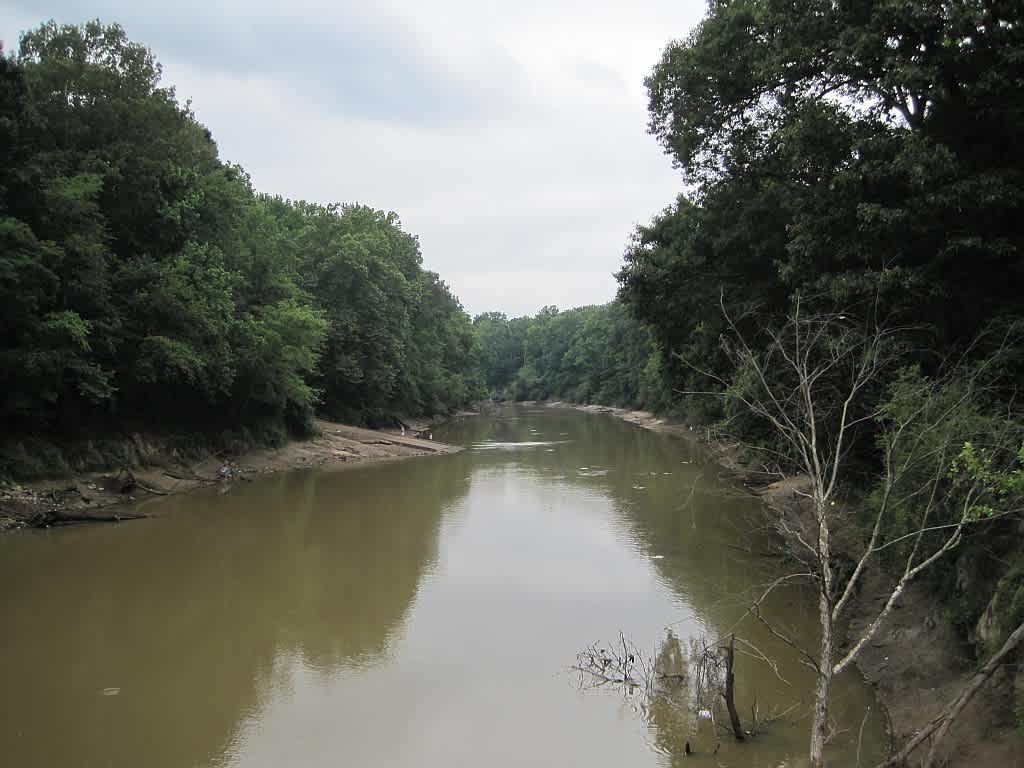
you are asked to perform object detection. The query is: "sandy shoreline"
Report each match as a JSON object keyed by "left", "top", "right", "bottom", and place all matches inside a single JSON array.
[{"left": 0, "top": 419, "right": 459, "bottom": 530}]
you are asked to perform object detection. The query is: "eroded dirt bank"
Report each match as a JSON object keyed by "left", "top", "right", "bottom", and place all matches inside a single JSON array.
[
  {"left": 543, "top": 399, "right": 1024, "bottom": 767},
  {"left": 0, "top": 420, "right": 459, "bottom": 530}
]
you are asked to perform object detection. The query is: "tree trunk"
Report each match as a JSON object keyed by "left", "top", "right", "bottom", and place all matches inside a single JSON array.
[
  {"left": 809, "top": 590, "right": 834, "bottom": 767},
  {"left": 806, "top": 622, "right": 831, "bottom": 765},
  {"left": 724, "top": 633, "right": 745, "bottom": 741}
]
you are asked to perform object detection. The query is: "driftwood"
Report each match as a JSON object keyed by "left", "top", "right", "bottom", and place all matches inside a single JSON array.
[
  {"left": 34, "top": 509, "right": 148, "bottom": 527},
  {"left": 133, "top": 480, "right": 171, "bottom": 496},
  {"left": 162, "top": 469, "right": 205, "bottom": 481},
  {"left": 723, "top": 634, "right": 744, "bottom": 741}
]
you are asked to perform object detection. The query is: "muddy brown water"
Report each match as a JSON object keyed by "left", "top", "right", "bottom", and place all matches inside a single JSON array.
[{"left": 0, "top": 406, "right": 885, "bottom": 767}]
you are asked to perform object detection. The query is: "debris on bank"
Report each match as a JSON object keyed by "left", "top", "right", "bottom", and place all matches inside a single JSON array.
[{"left": 1, "top": 420, "right": 460, "bottom": 531}]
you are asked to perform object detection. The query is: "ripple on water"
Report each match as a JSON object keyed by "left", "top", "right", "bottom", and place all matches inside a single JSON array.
[{"left": 470, "top": 440, "right": 569, "bottom": 451}]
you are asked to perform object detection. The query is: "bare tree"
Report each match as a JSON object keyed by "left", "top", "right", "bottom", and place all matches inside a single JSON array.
[{"left": 688, "top": 295, "right": 1024, "bottom": 768}]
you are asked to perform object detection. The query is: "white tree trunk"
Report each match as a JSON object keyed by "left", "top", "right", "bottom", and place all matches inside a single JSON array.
[
  {"left": 810, "top": 495, "right": 834, "bottom": 768},
  {"left": 809, "top": 588, "right": 834, "bottom": 768}
]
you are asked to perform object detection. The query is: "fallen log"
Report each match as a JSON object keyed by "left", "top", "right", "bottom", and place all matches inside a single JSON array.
[
  {"left": 41, "top": 510, "right": 148, "bottom": 527},
  {"left": 138, "top": 487, "right": 171, "bottom": 496}
]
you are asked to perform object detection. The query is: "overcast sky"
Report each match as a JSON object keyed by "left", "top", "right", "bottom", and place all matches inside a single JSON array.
[{"left": 1, "top": 1, "right": 705, "bottom": 317}]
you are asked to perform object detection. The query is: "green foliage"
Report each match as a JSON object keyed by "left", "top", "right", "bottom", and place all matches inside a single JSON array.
[
  {"left": 950, "top": 441, "right": 1024, "bottom": 520},
  {"left": 473, "top": 311, "right": 528, "bottom": 390},
  {"left": 0, "top": 20, "right": 483, "bottom": 459},
  {"left": 621, "top": 0, "right": 1024, "bottom": 664},
  {"left": 474, "top": 302, "right": 671, "bottom": 412},
  {"left": 402, "top": 271, "right": 486, "bottom": 416},
  {"left": 622, "top": 0, "right": 1024, "bottom": 418},
  {"left": 867, "top": 362, "right": 1024, "bottom": 550}
]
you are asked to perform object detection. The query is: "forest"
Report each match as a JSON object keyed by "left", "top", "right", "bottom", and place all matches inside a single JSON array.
[
  {"left": 0, "top": 20, "right": 483, "bottom": 470},
  {"left": 3, "top": 3, "right": 1024, "bottom": 765},
  {"left": 472, "top": 302, "right": 669, "bottom": 411}
]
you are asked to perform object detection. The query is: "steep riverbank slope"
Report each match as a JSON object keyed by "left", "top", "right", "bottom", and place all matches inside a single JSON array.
[
  {"left": 543, "top": 400, "right": 1023, "bottom": 767},
  {"left": 0, "top": 420, "right": 458, "bottom": 530}
]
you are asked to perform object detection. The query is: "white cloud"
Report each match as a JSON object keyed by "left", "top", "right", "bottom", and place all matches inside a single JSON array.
[
  {"left": 445, "top": 269, "right": 623, "bottom": 318},
  {"left": 0, "top": 0, "right": 706, "bottom": 317}
]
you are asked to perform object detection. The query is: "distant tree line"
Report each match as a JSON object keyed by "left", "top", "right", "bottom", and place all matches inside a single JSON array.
[
  {"left": 0, "top": 20, "right": 483, "bottom": 442},
  {"left": 473, "top": 302, "right": 670, "bottom": 411}
]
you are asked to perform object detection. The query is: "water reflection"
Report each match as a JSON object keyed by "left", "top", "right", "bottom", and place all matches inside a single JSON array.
[
  {"left": 0, "top": 406, "right": 884, "bottom": 768},
  {"left": 438, "top": 408, "right": 885, "bottom": 765},
  {"left": 0, "top": 457, "right": 469, "bottom": 768}
]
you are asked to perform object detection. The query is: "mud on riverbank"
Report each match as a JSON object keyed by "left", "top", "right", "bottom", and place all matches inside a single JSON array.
[
  {"left": 543, "top": 399, "right": 1024, "bottom": 767},
  {"left": 0, "top": 420, "right": 459, "bottom": 531}
]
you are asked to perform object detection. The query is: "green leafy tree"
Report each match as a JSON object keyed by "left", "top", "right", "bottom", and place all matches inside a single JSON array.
[
  {"left": 624, "top": 0, "right": 1024, "bottom": 407},
  {"left": 1, "top": 20, "right": 482, "bottom": 455},
  {"left": 475, "top": 302, "right": 669, "bottom": 411}
]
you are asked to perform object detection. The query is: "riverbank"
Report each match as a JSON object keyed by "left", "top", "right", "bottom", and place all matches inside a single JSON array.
[
  {"left": 542, "top": 399, "right": 1022, "bottom": 767},
  {"left": 0, "top": 419, "right": 459, "bottom": 531}
]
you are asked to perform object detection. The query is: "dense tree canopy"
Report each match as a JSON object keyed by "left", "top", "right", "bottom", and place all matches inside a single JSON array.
[
  {"left": 621, "top": 0, "right": 1024, "bottom": 417},
  {"left": 473, "top": 303, "right": 670, "bottom": 412},
  {"left": 615, "top": 0, "right": 1024, "bottom": 550},
  {"left": 0, "top": 20, "right": 483, "bottom": 440}
]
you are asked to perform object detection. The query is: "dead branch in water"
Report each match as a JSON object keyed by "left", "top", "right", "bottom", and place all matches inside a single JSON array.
[
  {"left": 573, "top": 629, "right": 802, "bottom": 755},
  {"left": 40, "top": 510, "right": 148, "bottom": 526},
  {"left": 573, "top": 632, "right": 654, "bottom": 691}
]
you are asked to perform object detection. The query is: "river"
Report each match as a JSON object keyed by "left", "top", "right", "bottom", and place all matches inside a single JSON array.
[{"left": 0, "top": 406, "right": 885, "bottom": 767}]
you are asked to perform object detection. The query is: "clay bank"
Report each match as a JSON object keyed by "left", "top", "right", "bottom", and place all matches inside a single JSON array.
[{"left": 0, "top": 420, "right": 457, "bottom": 531}]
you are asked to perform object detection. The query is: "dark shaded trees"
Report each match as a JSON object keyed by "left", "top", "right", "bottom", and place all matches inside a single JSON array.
[
  {"left": 474, "top": 302, "right": 669, "bottom": 412},
  {"left": 473, "top": 311, "right": 528, "bottom": 391},
  {"left": 622, "top": 0, "right": 1024, "bottom": 414},
  {"left": 0, "top": 20, "right": 482, "bottom": 453},
  {"left": 401, "top": 271, "right": 484, "bottom": 417}
]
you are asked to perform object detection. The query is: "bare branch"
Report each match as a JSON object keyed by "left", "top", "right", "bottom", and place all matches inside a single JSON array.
[{"left": 739, "top": 572, "right": 821, "bottom": 671}]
